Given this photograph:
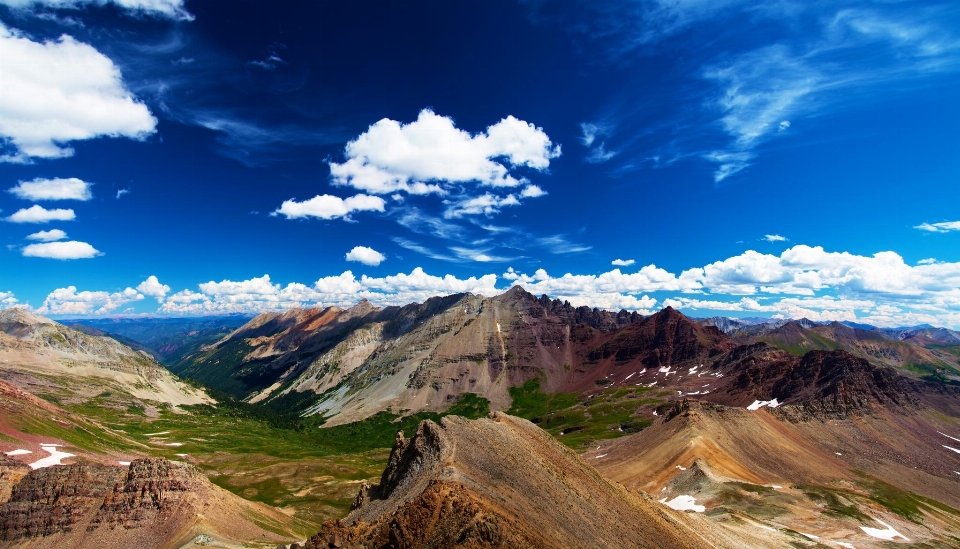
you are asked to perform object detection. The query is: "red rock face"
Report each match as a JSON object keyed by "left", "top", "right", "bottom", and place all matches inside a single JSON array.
[{"left": 0, "top": 458, "right": 209, "bottom": 542}]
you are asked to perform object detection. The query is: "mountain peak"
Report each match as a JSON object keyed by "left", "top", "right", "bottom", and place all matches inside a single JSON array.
[{"left": 0, "top": 307, "right": 54, "bottom": 328}]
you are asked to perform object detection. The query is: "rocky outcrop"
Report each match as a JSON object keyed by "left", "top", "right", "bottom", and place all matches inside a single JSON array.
[
  {"left": 0, "top": 457, "right": 295, "bottom": 548},
  {"left": 0, "top": 463, "right": 125, "bottom": 540},
  {"left": 89, "top": 458, "right": 209, "bottom": 529},
  {"left": 0, "top": 457, "right": 29, "bottom": 506}
]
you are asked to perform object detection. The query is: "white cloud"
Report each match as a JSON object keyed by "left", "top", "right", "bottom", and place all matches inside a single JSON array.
[
  {"left": 22, "top": 240, "right": 100, "bottom": 259},
  {"left": 329, "top": 109, "right": 560, "bottom": 195},
  {"left": 520, "top": 185, "right": 547, "bottom": 198},
  {"left": 116, "top": 188, "right": 130, "bottom": 199},
  {"left": 611, "top": 258, "right": 635, "bottom": 266},
  {"left": 763, "top": 234, "right": 788, "bottom": 242},
  {"left": 273, "top": 193, "right": 385, "bottom": 221},
  {"left": 0, "top": 0, "right": 193, "bottom": 20},
  {"left": 778, "top": 120, "right": 791, "bottom": 131},
  {"left": 8, "top": 177, "right": 92, "bottom": 200},
  {"left": 0, "top": 291, "right": 19, "bottom": 308},
  {"left": 26, "top": 228, "right": 67, "bottom": 241},
  {"left": 136, "top": 275, "right": 169, "bottom": 301},
  {"left": 444, "top": 193, "right": 520, "bottom": 219},
  {"left": 915, "top": 220, "right": 960, "bottom": 233},
  {"left": 585, "top": 143, "right": 617, "bottom": 164},
  {"left": 346, "top": 246, "right": 386, "bottom": 266},
  {"left": 37, "top": 285, "right": 142, "bottom": 315},
  {"left": 0, "top": 23, "right": 157, "bottom": 162},
  {"left": 6, "top": 205, "right": 75, "bottom": 223},
  {"left": 918, "top": 258, "right": 937, "bottom": 265}
]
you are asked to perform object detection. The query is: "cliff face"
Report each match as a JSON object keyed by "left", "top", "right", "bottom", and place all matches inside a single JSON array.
[
  {"left": 0, "top": 457, "right": 294, "bottom": 549},
  {"left": 0, "top": 463, "right": 125, "bottom": 540}
]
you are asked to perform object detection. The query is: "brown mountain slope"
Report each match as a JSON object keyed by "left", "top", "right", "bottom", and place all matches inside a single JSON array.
[
  {"left": 0, "top": 457, "right": 296, "bottom": 549},
  {"left": 0, "top": 308, "right": 208, "bottom": 408},
  {"left": 306, "top": 413, "right": 789, "bottom": 549},
  {"left": 589, "top": 399, "right": 960, "bottom": 547}
]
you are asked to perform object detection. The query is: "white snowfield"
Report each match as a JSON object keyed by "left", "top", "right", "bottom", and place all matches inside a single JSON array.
[
  {"left": 860, "top": 519, "right": 908, "bottom": 541},
  {"left": 28, "top": 445, "right": 74, "bottom": 469},
  {"left": 658, "top": 494, "right": 705, "bottom": 512},
  {"left": 937, "top": 431, "right": 960, "bottom": 444},
  {"left": 746, "top": 398, "right": 780, "bottom": 411},
  {"left": 4, "top": 449, "right": 32, "bottom": 456},
  {"left": 943, "top": 445, "right": 960, "bottom": 455},
  {"left": 144, "top": 431, "right": 171, "bottom": 436},
  {"left": 832, "top": 542, "right": 855, "bottom": 549}
]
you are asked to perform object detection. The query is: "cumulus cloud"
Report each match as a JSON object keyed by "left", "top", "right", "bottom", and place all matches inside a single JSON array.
[
  {"left": 346, "top": 246, "right": 386, "bottom": 266},
  {"left": 8, "top": 177, "right": 92, "bottom": 200},
  {"left": 136, "top": 275, "right": 170, "bottom": 301},
  {"left": 915, "top": 220, "right": 960, "bottom": 233},
  {"left": 763, "top": 234, "right": 788, "bottom": 242},
  {"left": 0, "top": 291, "right": 19, "bottom": 308},
  {"left": 611, "top": 258, "right": 635, "bottom": 266},
  {"left": 520, "top": 185, "right": 547, "bottom": 198},
  {"left": 26, "top": 228, "right": 67, "bottom": 241},
  {"left": 0, "top": 23, "right": 156, "bottom": 162},
  {"left": 329, "top": 109, "right": 560, "bottom": 195},
  {"left": 273, "top": 193, "right": 385, "bottom": 221},
  {"left": 0, "top": 0, "right": 193, "bottom": 20},
  {"left": 37, "top": 285, "right": 142, "bottom": 315},
  {"left": 22, "top": 240, "right": 101, "bottom": 259},
  {"left": 6, "top": 205, "right": 75, "bottom": 223}
]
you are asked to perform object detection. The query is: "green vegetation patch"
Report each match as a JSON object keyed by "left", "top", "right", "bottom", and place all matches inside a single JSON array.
[
  {"left": 507, "top": 379, "right": 661, "bottom": 449},
  {"left": 853, "top": 471, "right": 960, "bottom": 523}
]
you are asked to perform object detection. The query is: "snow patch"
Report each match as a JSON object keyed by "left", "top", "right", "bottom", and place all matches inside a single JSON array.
[
  {"left": 799, "top": 532, "right": 819, "bottom": 540},
  {"left": 175, "top": 453, "right": 188, "bottom": 457},
  {"left": 118, "top": 461, "right": 130, "bottom": 466},
  {"left": 624, "top": 372, "right": 636, "bottom": 381},
  {"left": 832, "top": 542, "right": 855, "bottom": 549},
  {"left": 659, "top": 495, "right": 704, "bottom": 512},
  {"left": 144, "top": 431, "right": 170, "bottom": 436},
  {"left": 747, "top": 398, "right": 779, "bottom": 411},
  {"left": 28, "top": 445, "right": 74, "bottom": 469},
  {"left": 860, "top": 519, "right": 908, "bottom": 541},
  {"left": 4, "top": 449, "right": 31, "bottom": 456},
  {"left": 943, "top": 445, "right": 960, "bottom": 455},
  {"left": 595, "top": 454, "right": 607, "bottom": 459},
  {"left": 166, "top": 442, "right": 184, "bottom": 447},
  {"left": 676, "top": 465, "right": 686, "bottom": 471},
  {"left": 496, "top": 322, "right": 501, "bottom": 333},
  {"left": 937, "top": 431, "right": 960, "bottom": 444}
]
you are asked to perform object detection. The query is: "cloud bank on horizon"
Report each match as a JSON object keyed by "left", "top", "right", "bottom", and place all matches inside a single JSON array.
[
  {"left": 3, "top": 243, "right": 960, "bottom": 329},
  {"left": 1, "top": 0, "right": 959, "bottom": 329}
]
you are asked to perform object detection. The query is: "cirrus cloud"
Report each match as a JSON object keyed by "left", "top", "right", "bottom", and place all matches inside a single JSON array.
[{"left": 0, "top": 0, "right": 193, "bottom": 20}]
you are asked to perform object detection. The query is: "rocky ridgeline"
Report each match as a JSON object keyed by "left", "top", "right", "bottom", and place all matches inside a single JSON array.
[
  {"left": 0, "top": 456, "right": 29, "bottom": 506},
  {"left": 0, "top": 458, "right": 207, "bottom": 542}
]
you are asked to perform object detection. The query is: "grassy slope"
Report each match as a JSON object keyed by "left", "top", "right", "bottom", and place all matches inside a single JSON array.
[{"left": 507, "top": 378, "right": 664, "bottom": 450}]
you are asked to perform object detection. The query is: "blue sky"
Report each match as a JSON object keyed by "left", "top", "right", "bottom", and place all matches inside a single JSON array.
[{"left": 1, "top": 0, "right": 960, "bottom": 327}]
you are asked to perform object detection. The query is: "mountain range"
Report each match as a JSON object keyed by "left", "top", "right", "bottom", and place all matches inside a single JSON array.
[{"left": 0, "top": 288, "right": 959, "bottom": 548}]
